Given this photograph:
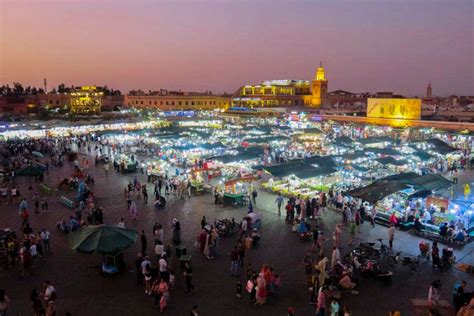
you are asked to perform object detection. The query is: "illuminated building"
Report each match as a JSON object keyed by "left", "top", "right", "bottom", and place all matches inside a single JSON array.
[
  {"left": 36, "top": 86, "right": 103, "bottom": 113},
  {"left": 70, "top": 86, "right": 103, "bottom": 113},
  {"left": 367, "top": 98, "right": 422, "bottom": 120},
  {"left": 124, "top": 94, "right": 231, "bottom": 110},
  {"left": 310, "top": 62, "right": 328, "bottom": 106},
  {"left": 232, "top": 63, "right": 329, "bottom": 108}
]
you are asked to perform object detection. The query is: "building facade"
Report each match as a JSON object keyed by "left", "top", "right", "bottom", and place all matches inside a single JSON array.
[
  {"left": 232, "top": 64, "right": 329, "bottom": 108},
  {"left": 69, "top": 86, "right": 103, "bottom": 113},
  {"left": 124, "top": 94, "right": 231, "bottom": 110}
]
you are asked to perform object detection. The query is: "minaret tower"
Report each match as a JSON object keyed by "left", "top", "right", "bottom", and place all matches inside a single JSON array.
[
  {"left": 426, "top": 83, "right": 432, "bottom": 98},
  {"left": 311, "top": 62, "right": 328, "bottom": 107}
]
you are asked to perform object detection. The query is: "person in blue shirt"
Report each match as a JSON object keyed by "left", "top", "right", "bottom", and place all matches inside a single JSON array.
[{"left": 297, "top": 220, "right": 308, "bottom": 234}]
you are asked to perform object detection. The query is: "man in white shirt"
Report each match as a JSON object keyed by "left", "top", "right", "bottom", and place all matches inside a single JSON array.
[
  {"left": 117, "top": 218, "right": 125, "bottom": 228},
  {"left": 30, "top": 244, "right": 38, "bottom": 262},
  {"left": 40, "top": 228, "right": 51, "bottom": 253},
  {"left": 140, "top": 256, "right": 151, "bottom": 275},
  {"left": 159, "top": 254, "right": 167, "bottom": 272},
  {"left": 154, "top": 242, "right": 164, "bottom": 260},
  {"left": 43, "top": 280, "right": 56, "bottom": 301},
  {"left": 158, "top": 254, "right": 167, "bottom": 279}
]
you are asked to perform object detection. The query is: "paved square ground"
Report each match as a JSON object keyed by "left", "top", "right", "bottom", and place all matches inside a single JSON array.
[{"left": 1, "top": 153, "right": 473, "bottom": 316}]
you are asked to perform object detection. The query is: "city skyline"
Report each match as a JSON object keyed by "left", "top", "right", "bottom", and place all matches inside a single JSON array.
[{"left": 1, "top": 0, "right": 473, "bottom": 97}]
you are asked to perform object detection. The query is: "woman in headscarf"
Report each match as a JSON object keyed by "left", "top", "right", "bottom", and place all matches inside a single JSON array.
[
  {"left": 255, "top": 272, "right": 267, "bottom": 306},
  {"left": 172, "top": 218, "right": 181, "bottom": 244},
  {"left": 199, "top": 228, "right": 208, "bottom": 254},
  {"left": 129, "top": 201, "right": 138, "bottom": 220},
  {"left": 203, "top": 229, "right": 211, "bottom": 259}
]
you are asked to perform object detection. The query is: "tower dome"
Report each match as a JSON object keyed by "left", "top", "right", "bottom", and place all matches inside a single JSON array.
[{"left": 316, "top": 62, "right": 326, "bottom": 81}]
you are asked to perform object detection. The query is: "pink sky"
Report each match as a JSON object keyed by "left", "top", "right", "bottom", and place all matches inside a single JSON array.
[{"left": 0, "top": 0, "right": 472, "bottom": 96}]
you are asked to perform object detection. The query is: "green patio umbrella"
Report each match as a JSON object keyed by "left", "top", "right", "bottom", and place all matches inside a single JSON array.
[
  {"left": 16, "top": 165, "right": 44, "bottom": 176},
  {"left": 31, "top": 151, "right": 44, "bottom": 158},
  {"left": 69, "top": 225, "right": 138, "bottom": 254}
]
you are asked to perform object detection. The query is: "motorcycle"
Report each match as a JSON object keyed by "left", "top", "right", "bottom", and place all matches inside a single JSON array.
[
  {"left": 359, "top": 260, "right": 393, "bottom": 285},
  {"left": 355, "top": 239, "right": 389, "bottom": 256},
  {"left": 394, "top": 252, "right": 420, "bottom": 270},
  {"left": 215, "top": 218, "right": 240, "bottom": 236}
]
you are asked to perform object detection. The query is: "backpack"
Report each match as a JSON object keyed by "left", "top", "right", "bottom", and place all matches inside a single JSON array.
[
  {"left": 50, "top": 290, "right": 57, "bottom": 301},
  {"left": 21, "top": 209, "right": 29, "bottom": 219}
]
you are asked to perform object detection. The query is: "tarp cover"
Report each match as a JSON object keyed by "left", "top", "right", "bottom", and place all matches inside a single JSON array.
[{"left": 347, "top": 180, "right": 409, "bottom": 204}]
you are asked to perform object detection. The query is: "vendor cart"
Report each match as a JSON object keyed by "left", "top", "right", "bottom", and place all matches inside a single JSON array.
[
  {"left": 223, "top": 193, "right": 245, "bottom": 207},
  {"left": 122, "top": 163, "right": 137, "bottom": 173}
]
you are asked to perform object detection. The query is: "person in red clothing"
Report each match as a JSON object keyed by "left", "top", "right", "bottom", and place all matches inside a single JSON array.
[
  {"left": 315, "top": 286, "right": 326, "bottom": 316},
  {"left": 261, "top": 264, "right": 271, "bottom": 285},
  {"left": 285, "top": 202, "right": 294, "bottom": 224},
  {"left": 389, "top": 212, "right": 398, "bottom": 226}
]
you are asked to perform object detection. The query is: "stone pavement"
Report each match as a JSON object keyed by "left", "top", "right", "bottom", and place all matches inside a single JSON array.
[{"left": 1, "top": 155, "right": 473, "bottom": 316}]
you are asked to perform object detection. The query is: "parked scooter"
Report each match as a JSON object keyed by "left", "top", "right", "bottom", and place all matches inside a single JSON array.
[
  {"left": 359, "top": 260, "right": 393, "bottom": 285},
  {"left": 393, "top": 252, "right": 420, "bottom": 270}
]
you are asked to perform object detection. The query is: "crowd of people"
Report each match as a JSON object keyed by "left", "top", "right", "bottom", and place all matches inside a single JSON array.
[{"left": 1, "top": 134, "right": 473, "bottom": 316}]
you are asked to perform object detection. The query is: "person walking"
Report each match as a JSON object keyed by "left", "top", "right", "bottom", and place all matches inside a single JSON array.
[
  {"left": 40, "top": 228, "right": 51, "bottom": 254},
  {"left": 333, "top": 224, "right": 342, "bottom": 248},
  {"left": 370, "top": 206, "right": 377, "bottom": 227},
  {"left": 315, "top": 286, "right": 326, "bottom": 316},
  {"left": 251, "top": 189, "right": 258, "bottom": 205},
  {"left": 255, "top": 273, "right": 267, "bottom": 306},
  {"left": 275, "top": 193, "right": 284, "bottom": 216},
  {"left": 0, "top": 289, "right": 10, "bottom": 316},
  {"left": 432, "top": 241, "right": 441, "bottom": 269},
  {"left": 184, "top": 262, "right": 195, "bottom": 294},
  {"left": 230, "top": 246, "right": 240, "bottom": 277},
  {"left": 135, "top": 253, "right": 144, "bottom": 285},
  {"left": 348, "top": 221, "right": 356, "bottom": 247},
  {"left": 142, "top": 185, "right": 148, "bottom": 204},
  {"left": 151, "top": 279, "right": 161, "bottom": 309},
  {"left": 41, "top": 197, "right": 49, "bottom": 214},
  {"left": 330, "top": 299, "right": 340, "bottom": 316},
  {"left": 172, "top": 219, "right": 181, "bottom": 245},
  {"left": 453, "top": 280, "right": 470, "bottom": 312},
  {"left": 428, "top": 280, "right": 442, "bottom": 309},
  {"left": 315, "top": 255, "right": 329, "bottom": 287},
  {"left": 285, "top": 202, "right": 294, "bottom": 224},
  {"left": 129, "top": 201, "right": 138, "bottom": 220},
  {"left": 158, "top": 278, "right": 169, "bottom": 312},
  {"left": 140, "top": 230, "right": 147, "bottom": 256},
  {"left": 103, "top": 162, "right": 109, "bottom": 176},
  {"left": 330, "top": 246, "right": 340, "bottom": 269},
  {"left": 42, "top": 280, "right": 56, "bottom": 302},
  {"left": 388, "top": 223, "right": 395, "bottom": 249}
]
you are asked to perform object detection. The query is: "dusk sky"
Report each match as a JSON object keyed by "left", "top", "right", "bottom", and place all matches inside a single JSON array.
[{"left": 1, "top": 0, "right": 472, "bottom": 96}]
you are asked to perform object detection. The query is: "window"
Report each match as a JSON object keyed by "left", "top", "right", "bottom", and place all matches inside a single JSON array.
[
  {"left": 172, "top": 101, "right": 175, "bottom": 105},
  {"left": 179, "top": 101, "right": 182, "bottom": 106},
  {"left": 185, "top": 101, "right": 188, "bottom": 106},
  {"left": 56, "top": 100, "right": 59, "bottom": 105},
  {"left": 149, "top": 101, "right": 151, "bottom": 105},
  {"left": 154, "top": 101, "right": 157, "bottom": 105},
  {"left": 160, "top": 101, "right": 163, "bottom": 105},
  {"left": 191, "top": 101, "right": 194, "bottom": 105},
  {"left": 140, "top": 101, "right": 143, "bottom": 105}
]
